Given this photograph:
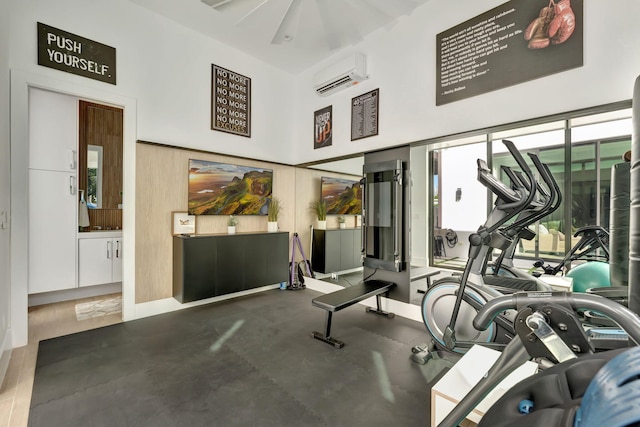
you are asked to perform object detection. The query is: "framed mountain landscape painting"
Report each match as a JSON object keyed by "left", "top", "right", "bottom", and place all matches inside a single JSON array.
[{"left": 188, "top": 159, "right": 272, "bottom": 215}]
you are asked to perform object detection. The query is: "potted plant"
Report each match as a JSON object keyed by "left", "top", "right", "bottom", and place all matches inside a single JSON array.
[
  {"left": 267, "top": 197, "right": 281, "bottom": 232},
  {"left": 309, "top": 199, "right": 327, "bottom": 230},
  {"left": 337, "top": 215, "right": 346, "bottom": 229},
  {"left": 227, "top": 215, "right": 238, "bottom": 234}
]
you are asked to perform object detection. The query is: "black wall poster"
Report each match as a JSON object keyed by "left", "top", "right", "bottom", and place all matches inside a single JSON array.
[
  {"left": 314, "top": 106, "right": 332, "bottom": 149},
  {"left": 351, "top": 88, "right": 379, "bottom": 141},
  {"left": 211, "top": 64, "right": 251, "bottom": 137},
  {"left": 436, "top": 0, "right": 583, "bottom": 105},
  {"left": 37, "top": 22, "right": 116, "bottom": 85}
]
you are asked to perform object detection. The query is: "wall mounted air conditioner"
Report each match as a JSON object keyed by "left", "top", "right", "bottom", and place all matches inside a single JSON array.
[{"left": 313, "top": 53, "right": 369, "bottom": 96}]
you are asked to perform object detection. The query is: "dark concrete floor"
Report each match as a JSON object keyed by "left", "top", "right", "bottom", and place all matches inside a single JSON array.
[{"left": 29, "top": 288, "right": 451, "bottom": 427}]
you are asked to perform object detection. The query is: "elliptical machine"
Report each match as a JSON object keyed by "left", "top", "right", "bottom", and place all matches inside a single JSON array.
[
  {"left": 421, "top": 139, "right": 560, "bottom": 353},
  {"left": 533, "top": 225, "right": 610, "bottom": 276},
  {"left": 482, "top": 158, "right": 563, "bottom": 292}
]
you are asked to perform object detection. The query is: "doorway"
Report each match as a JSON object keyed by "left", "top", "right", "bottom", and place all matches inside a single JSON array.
[{"left": 10, "top": 70, "right": 135, "bottom": 348}]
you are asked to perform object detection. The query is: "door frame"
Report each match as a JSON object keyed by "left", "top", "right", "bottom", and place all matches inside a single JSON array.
[{"left": 10, "top": 69, "right": 137, "bottom": 347}]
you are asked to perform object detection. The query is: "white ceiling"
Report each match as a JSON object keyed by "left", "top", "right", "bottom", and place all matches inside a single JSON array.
[{"left": 129, "top": 0, "right": 430, "bottom": 74}]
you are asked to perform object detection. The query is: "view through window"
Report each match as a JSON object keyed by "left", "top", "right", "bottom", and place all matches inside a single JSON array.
[{"left": 428, "top": 106, "right": 631, "bottom": 270}]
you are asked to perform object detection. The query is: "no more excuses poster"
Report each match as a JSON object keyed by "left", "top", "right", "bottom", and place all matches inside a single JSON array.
[{"left": 211, "top": 64, "right": 251, "bottom": 137}]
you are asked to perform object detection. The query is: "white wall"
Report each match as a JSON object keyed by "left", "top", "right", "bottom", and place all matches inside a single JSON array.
[
  {"left": 8, "top": 0, "right": 296, "bottom": 346},
  {"left": 440, "top": 143, "right": 488, "bottom": 231},
  {"left": 291, "top": 0, "right": 640, "bottom": 164},
  {"left": 9, "top": 0, "right": 294, "bottom": 164},
  {"left": 7, "top": 0, "right": 640, "bottom": 346},
  {"left": 0, "top": 0, "right": 12, "bottom": 383}
]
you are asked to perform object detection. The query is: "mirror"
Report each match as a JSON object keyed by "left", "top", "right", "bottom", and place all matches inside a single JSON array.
[
  {"left": 300, "top": 149, "right": 436, "bottom": 305},
  {"left": 87, "top": 144, "right": 103, "bottom": 208},
  {"left": 307, "top": 156, "right": 364, "bottom": 175},
  {"left": 298, "top": 155, "right": 364, "bottom": 289}
]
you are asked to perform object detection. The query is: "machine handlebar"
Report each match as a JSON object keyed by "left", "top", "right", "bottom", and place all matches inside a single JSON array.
[{"left": 473, "top": 292, "right": 640, "bottom": 344}]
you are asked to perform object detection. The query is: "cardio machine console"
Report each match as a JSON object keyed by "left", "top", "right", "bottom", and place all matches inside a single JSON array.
[{"left": 477, "top": 159, "right": 520, "bottom": 204}]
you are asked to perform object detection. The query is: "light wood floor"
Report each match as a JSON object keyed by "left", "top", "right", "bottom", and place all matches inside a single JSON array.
[{"left": 0, "top": 293, "right": 122, "bottom": 427}]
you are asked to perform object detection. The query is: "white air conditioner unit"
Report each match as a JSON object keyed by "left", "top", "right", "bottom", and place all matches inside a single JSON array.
[{"left": 313, "top": 53, "right": 369, "bottom": 96}]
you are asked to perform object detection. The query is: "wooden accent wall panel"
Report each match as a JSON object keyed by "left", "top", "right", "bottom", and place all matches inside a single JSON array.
[
  {"left": 79, "top": 101, "right": 123, "bottom": 228},
  {"left": 135, "top": 143, "right": 297, "bottom": 303},
  {"left": 87, "top": 209, "right": 122, "bottom": 230}
]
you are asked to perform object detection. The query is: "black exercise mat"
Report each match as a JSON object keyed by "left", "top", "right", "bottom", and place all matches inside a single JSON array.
[{"left": 30, "top": 289, "right": 440, "bottom": 426}]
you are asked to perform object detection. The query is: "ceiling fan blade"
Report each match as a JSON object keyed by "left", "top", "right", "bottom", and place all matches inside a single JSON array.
[
  {"left": 343, "top": 0, "right": 394, "bottom": 35},
  {"left": 271, "top": 0, "right": 303, "bottom": 45},
  {"left": 365, "top": 0, "right": 427, "bottom": 17},
  {"left": 201, "top": 0, "right": 235, "bottom": 8},
  {"left": 236, "top": 0, "right": 269, "bottom": 24},
  {"left": 315, "top": 0, "right": 362, "bottom": 50},
  {"left": 235, "top": 0, "right": 298, "bottom": 44},
  {"left": 290, "top": 1, "right": 326, "bottom": 50}
]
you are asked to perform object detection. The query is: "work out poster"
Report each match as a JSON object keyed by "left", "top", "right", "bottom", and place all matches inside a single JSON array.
[{"left": 436, "top": 0, "right": 583, "bottom": 105}]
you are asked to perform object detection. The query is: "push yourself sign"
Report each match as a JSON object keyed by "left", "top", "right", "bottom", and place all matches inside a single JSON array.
[{"left": 37, "top": 22, "right": 116, "bottom": 85}]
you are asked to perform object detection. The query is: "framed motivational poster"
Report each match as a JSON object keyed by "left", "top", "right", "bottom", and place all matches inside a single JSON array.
[
  {"left": 314, "top": 105, "right": 332, "bottom": 149},
  {"left": 351, "top": 88, "right": 379, "bottom": 141},
  {"left": 211, "top": 64, "right": 251, "bottom": 137},
  {"left": 436, "top": 0, "right": 583, "bottom": 105}
]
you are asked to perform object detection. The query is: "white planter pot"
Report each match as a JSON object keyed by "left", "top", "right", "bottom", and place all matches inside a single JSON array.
[
  {"left": 227, "top": 226, "right": 236, "bottom": 234},
  {"left": 267, "top": 221, "right": 278, "bottom": 232},
  {"left": 317, "top": 220, "right": 327, "bottom": 230},
  {"left": 339, "top": 223, "right": 346, "bottom": 229}
]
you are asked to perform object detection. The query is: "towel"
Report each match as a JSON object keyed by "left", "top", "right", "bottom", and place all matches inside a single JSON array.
[{"left": 79, "top": 190, "right": 90, "bottom": 227}]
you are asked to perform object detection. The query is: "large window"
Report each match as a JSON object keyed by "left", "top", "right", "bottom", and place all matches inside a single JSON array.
[
  {"left": 425, "top": 104, "right": 631, "bottom": 268},
  {"left": 493, "top": 128, "right": 566, "bottom": 260},
  {"left": 429, "top": 136, "right": 486, "bottom": 269}
]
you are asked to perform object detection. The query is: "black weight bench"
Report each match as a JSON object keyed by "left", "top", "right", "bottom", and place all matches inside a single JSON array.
[{"left": 311, "top": 280, "right": 397, "bottom": 348}]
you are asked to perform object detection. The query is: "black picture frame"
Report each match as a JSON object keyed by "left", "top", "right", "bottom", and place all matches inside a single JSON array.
[
  {"left": 351, "top": 88, "right": 379, "bottom": 141},
  {"left": 314, "top": 105, "right": 332, "bottom": 149},
  {"left": 211, "top": 64, "right": 251, "bottom": 138}
]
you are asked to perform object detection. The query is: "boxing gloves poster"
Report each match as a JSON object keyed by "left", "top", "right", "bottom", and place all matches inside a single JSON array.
[{"left": 436, "top": 0, "right": 582, "bottom": 106}]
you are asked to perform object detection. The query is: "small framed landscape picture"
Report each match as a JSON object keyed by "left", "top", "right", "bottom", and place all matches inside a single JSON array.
[{"left": 173, "top": 212, "right": 196, "bottom": 235}]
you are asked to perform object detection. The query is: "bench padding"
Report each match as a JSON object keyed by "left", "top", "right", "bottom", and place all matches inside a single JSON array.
[
  {"left": 312, "top": 280, "right": 396, "bottom": 312},
  {"left": 311, "top": 280, "right": 397, "bottom": 348}
]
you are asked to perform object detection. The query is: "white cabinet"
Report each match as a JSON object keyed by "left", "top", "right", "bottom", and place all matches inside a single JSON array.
[
  {"left": 28, "top": 88, "right": 79, "bottom": 294},
  {"left": 78, "top": 235, "right": 123, "bottom": 287},
  {"left": 28, "top": 88, "right": 78, "bottom": 172},
  {"left": 28, "top": 169, "right": 78, "bottom": 294}
]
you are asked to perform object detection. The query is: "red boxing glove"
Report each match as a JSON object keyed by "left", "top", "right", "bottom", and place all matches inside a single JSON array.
[
  {"left": 524, "top": 4, "right": 554, "bottom": 49},
  {"left": 547, "top": 0, "right": 576, "bottom": 45}
]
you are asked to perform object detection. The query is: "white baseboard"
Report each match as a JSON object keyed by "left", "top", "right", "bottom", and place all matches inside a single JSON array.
[
  {"left": 128, "top": 279, "right": 423, "bottom": 327},
  {"left": 28, "top": 283, "right": 122, "bottom": 307},
  {"left": 127, "top": 284, "right": 280, "bottom": 321},
  {"left": 0, "top": 327, "right": 12, "bottom": 389}
]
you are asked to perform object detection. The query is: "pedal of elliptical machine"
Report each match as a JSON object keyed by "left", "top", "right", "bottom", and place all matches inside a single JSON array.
[{"left": 587, "top": 328, "right": 630, "bottom": 350}]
